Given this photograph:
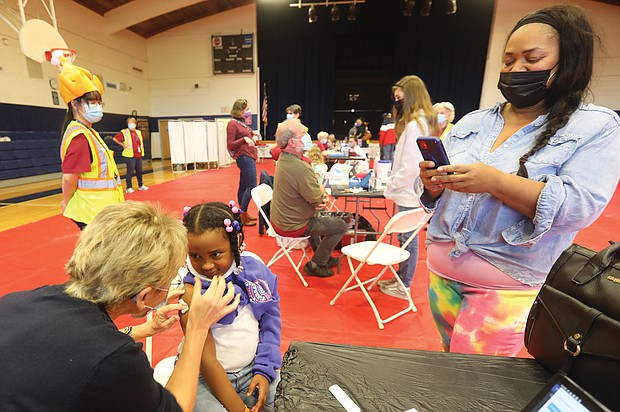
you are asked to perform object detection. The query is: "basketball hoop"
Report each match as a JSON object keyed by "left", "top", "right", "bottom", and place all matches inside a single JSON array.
[{"left": 45, "top": 48, "right": 77, "bottom": 66}]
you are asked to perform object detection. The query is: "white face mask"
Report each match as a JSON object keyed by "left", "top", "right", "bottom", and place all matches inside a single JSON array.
[
  {"left": 128, "top": 123, "right": 136, "bottom": 131},
  {"left": 286, "top": 113, "right": 295, "bottom": 120}
]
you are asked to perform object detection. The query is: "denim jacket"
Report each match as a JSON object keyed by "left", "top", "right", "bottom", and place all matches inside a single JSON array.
[{"left": 417, "top": 102, "right": 620, "bottom": 286}]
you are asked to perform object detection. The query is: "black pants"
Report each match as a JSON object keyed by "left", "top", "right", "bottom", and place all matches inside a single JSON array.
[{"left": 125, "top": 157, "right": 143, "bottom": 189}]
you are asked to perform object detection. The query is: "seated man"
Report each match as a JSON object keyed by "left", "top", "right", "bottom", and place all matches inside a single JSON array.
[{"left": 270, "top": 119, "right": 348, "bottom": 278}]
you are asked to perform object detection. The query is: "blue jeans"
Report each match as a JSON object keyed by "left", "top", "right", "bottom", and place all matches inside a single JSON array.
[
  {"left": 381, "top": 144, "right": 395, "bottom": 161},
  {"left": 193, "top": 363, "right": 280, "bottom": 412},
  {"left": 125, "top": 157, "right": 143, "bottom": 189},
  {"left": 235, "top": 155, "right": 257, "bottom": 213},
  {"left": 396, "top": 204, "right": 419, "bottom": 288}
]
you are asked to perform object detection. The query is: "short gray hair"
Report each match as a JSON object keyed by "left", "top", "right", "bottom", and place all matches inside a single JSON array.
[
  {"left": 275, "top": 119, "right": 299, "bottom": 149},
  {"left": 65, "top": 201, "right": 187, "bottom": 308}
]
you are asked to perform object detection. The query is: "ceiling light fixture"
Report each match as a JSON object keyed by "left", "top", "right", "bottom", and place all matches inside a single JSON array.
[
  {"left": 308, "top": 4, "right": 317, "bottom": 23},
  {"left": 446, "top": 0, "right": 457, "bottom": 15},
  {"left": 289, "top": 1, "right": 366, "bottom": 9},
  {"left": 290, "top": 1, "right": 365, "bottom": 24},
  {"left": 348, "top": 2, "right": 357, "bottom": 21},
  {"left": 420, "top": 0, "right": 432, "bottom": 17},
  {"left": 331, "top": 4, "right": 340, "bottom": 21},
  {"left": 403, "top": 0, "right": 415, "bottom": 17}
]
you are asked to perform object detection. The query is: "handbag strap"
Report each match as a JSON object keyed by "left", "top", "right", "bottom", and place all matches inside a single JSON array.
[
  {"left": 573, "top": 242, "right": 620, "bottom": 285},
  {"left": 561, "top": 306, "right": 602, "bottom": 374}
]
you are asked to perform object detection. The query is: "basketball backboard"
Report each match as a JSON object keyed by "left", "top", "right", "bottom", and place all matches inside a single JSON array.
[
  {"left": 19, "top": 18, "right": 69, "bottom": 63},
  {"left": 0, "top": 0, "right": 73, "bottom": 63}
]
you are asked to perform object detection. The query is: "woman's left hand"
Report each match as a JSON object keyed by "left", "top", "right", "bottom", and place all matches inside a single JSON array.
[
  {"left": 247, "top": 374, "right": 269, "bottom": 411},
  {"left": 147, "top": 289, "right": 187, "bottom": 335},
  {"left": 431, "top": 163, "right": 505, "bottom": 195}
]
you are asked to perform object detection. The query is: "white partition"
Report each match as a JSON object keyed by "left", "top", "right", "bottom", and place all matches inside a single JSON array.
[
  {"left": 192, "top": 121, "right": 209, "bottom": 163},
  {"left": 216, "top": 118, "right": 232, "bottom": 167},
  {"left": 206, "top": 121, "right": 219, "bottom": 163},
  {"left": 168, "top": 120, "right": 187, "bottom": 172},
  {"left": 169, "top": 118, "right": 232, "bottom": 171},
  {"left": 182, "top": 121, "right": 195, "bottom": 165}
]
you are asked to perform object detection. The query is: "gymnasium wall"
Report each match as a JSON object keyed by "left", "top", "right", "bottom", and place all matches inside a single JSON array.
[
  {"left": 0, "top": 0, "right": 618, "bottom": 135},
  {"left": 481, "top": 0, "right": 620, "bottom": 110},
  {"left": 146, "top": 4, "right": 258, "bottom": 119}
]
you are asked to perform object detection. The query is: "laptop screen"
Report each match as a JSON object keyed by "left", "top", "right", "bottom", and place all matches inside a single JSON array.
[{"left": 522, "top": 373, "right": 611, "bottom": 412}]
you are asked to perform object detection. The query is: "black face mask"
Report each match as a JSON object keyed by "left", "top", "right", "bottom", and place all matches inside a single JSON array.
[
  {"left": 497, "top": 69, "right": 554, "bottom": 109},
  {"left": 393, "top": 99, "right": 404, "bottom": 112}
]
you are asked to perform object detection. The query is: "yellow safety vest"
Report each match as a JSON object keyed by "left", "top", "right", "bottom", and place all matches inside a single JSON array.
[
  {"left": 439, "top": 123, "right": 454, "bottom": 141},
  {"left": 120, "top": 128, "right": 144, "bottom": 158},
  {"left": 60, "top": 121, "right": 124, "bottom": 224}
]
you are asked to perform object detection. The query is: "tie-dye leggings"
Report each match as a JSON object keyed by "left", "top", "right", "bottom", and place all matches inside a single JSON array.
[{"left": 428, "top": 271, "right": 539, "bottom": 356}]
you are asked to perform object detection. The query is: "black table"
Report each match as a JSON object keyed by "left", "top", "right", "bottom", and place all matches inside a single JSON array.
[
  {"left": 326, "top": 155, "right": 367, "bottom": 161},
  {"left": 329, "top": 186, "right": 389, "bottom": 241},
  {"left": 275, "top": 341, "right": 551, "bottom": 412}
]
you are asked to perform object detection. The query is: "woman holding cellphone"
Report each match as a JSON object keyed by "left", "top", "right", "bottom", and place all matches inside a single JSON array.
[{"left": 418, "top": 5, "right": 620, "bottom": 356}]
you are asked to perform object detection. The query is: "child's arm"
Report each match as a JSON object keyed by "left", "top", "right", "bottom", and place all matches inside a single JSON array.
[
  {"left": 247, "top": 269, "right": 283, "bottom": 411},
  {"left": 180, "top": 282, "right": 247, "bottom": 412}
]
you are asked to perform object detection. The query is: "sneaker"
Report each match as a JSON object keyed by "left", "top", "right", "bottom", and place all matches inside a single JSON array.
[
  {"left": 138, "top": 185, "right": 149, "bottom": 191},
  {"left": 126, "top": 188, "right": 135, "bottom": 194},
  {"left": 303, "top": 261, "right": 334, "bottom": 278},
  {"left": 377, "top": 278, "right": 398, "bottom": 288},
  {"left": 379, "top": 282, "right": 410, "bottom": 300},
  {"left": 326, "top": 256, "right": 340, "bottom": 268}
]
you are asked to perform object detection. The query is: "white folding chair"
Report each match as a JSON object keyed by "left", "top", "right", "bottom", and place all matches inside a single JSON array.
[
  {"left": 324, "top": 186, "right": 340, "bottom": 212},
  {"left": 251, "top": 184, "right": 311, "bottom": 287},
  {"left": 330, "top": 208, "right": 432, "bottom": 329}
]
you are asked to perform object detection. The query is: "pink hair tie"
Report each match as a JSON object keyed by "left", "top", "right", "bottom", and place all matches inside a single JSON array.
[
  {"left": 224, "top": 218, "right": 233, "bottom": 233},
  {"left": 183, "top": 206, "right": 191, "bottom": 217},
  {"left": 228, "top": 200, "right": 240, "bottom": 214}
]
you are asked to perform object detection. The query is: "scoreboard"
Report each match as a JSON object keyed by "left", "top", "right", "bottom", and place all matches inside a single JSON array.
[{"left": 212, "top": 34, "right": 254, "bottom": 75}]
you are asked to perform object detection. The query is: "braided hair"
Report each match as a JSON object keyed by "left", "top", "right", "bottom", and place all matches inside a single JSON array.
[
  {"left": 509, "top": 5, "right": 599, "bottom": 177},
  {"left": 183, "top": 202, "right": 245, "bottom": 269}
]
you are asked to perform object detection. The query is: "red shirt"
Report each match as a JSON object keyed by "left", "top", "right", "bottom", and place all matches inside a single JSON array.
[
  {"left": 270, "top": 146, "right": 311, "bottom": 164},
  {"left": 226, "top": 119, "right": 258, "bottom": 160},
  {"left": 113, "top": 130, "right": 142, "bottom": 158},
  {"left": 62, "top": 134, "right": 92, "bottom": 173},
  {"left": 379, "top": 121, "right": 397, "bottom": 146}
]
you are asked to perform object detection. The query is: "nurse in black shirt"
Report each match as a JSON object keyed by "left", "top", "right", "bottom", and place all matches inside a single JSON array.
[{"left": 0, "top": 201, "right": 240, "bottom": 412}]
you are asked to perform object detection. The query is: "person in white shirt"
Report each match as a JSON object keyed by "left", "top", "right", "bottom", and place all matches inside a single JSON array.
[{"left": 379, "top": 75, "right": 439, "bottom": 300}]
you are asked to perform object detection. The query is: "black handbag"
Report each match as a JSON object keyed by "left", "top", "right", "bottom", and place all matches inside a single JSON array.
[{"left": 524, "top": 242, "right": 620, "bottom": 410}]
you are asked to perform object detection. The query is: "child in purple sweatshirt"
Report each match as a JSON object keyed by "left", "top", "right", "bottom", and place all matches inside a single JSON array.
[{"left": 180, "top": 201, "right": 281, "bottom": 412}]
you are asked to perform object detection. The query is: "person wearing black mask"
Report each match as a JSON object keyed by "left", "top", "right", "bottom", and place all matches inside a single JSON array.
[
  {"left": 417, "top": 5, "right": 620, "bottom": 356},
  {"left": 377, "top": 75, "right": 439, "bottom": 301}
]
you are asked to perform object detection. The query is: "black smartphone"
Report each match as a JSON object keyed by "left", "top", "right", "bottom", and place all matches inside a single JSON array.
[{"left": 416, "top": 136, "right": 450, "bottom": 168}]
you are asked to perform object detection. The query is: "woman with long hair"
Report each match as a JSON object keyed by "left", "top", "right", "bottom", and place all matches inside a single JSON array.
[
  {"left": 419, "top": 5, "right": 620, "bottom": 356},
  {"left": 226, "top": 99, "right": 260, "bottom": 226},
  {"left": 378, "top": 75, "right": 439, "bottom": 300}
]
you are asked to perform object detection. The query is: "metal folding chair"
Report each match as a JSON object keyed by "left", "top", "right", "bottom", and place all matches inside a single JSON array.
[
  {"left": 251, "top": 184, "right": 311, "bottom": 287},
  {"left": 330, "top": 208, "right": 432, "bottom": 329}
]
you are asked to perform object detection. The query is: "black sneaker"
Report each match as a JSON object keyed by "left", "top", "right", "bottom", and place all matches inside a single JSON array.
[
  {"left": 303, "top": 261, "right": 334, "bottom": 278},
  {"left": 326, "top": 256, "right": 340, "bottom": 268}
]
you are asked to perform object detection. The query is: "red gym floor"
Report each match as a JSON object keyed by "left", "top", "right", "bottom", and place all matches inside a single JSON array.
[{"left": 1, "top": 161, "right": 617, "bottom": 366}]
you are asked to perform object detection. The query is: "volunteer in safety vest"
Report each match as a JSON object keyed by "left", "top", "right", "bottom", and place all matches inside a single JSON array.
[
  {"left": 113, "top": 117, "right": 148, "bottom": 193},
  {"left": 57, "top": 58, "right": 124, "bottom": 230}
]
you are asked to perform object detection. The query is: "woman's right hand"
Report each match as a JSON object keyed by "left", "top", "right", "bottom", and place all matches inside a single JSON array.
[
  {"left": 186, "top": 275, "right": 240, "bottom": 334},
  {"left": 244, "top": 136, "right": 256, "bottom": 147},
  {"left": 419, "top": 160, "right": 446, "bottom": 199}
]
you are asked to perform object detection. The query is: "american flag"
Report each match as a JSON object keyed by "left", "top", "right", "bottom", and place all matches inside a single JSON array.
[{"left": 261, "top": 84, "right": 268, "bottom": 126}]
